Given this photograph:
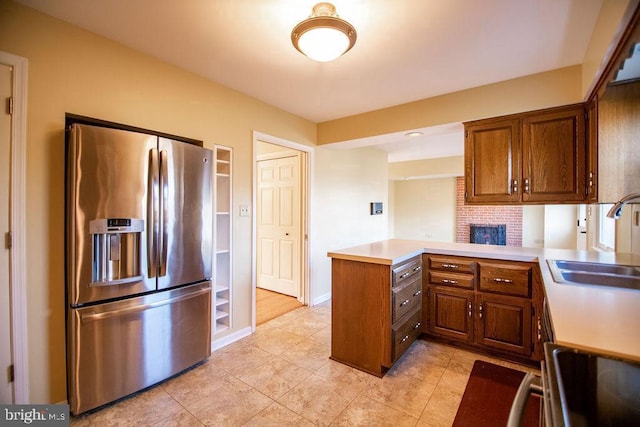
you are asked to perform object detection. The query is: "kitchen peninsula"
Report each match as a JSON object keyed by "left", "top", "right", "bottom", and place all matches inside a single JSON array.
[{"left": 328, "top": 239, "right": 640, "bottom": 376}]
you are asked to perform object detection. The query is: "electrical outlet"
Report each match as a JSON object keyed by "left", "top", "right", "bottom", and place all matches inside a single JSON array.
[{"left": 239, "top": 205, "right": 249, "bottom": 217}]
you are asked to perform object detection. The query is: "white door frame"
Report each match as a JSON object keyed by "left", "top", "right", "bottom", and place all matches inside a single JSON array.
[
  {"left": 0, "top": 51, "right": 29, "bottom": 403},
  {"left": 252, "top": 131, "right": 313, "bottom": 331}
]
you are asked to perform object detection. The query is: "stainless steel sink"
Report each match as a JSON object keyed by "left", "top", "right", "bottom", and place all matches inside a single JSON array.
[{"left": 548, "top": 260, "right": 640, "bottom": 291}]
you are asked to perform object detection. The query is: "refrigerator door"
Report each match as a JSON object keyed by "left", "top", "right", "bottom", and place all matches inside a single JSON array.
[
  {"left": 67, "top": 281, "right": 212, "bottom": 415},
  {"left": 67, "top": 124, "right": 158, "bottom": 305},
  {"left": 157, "top": 137, "right": 212, "bottom": 290}
]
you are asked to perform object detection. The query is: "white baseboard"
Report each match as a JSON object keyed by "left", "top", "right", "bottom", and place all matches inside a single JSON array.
[
  {"left": 211, "top": 326, "right": 253, "bottom": 351},
  {"left": 311, "top": 292, "right": 331, "bottom": 306}
]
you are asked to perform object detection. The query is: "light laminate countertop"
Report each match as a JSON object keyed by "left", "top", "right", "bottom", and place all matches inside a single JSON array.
[{"left": 328, "top": 239, "right": 640, "bottom": 362}]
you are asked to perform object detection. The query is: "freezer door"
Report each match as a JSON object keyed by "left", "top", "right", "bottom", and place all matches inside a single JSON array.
[
  {"left": 67, "top": 124, "right": 158, "bottom": 305},
  {"left": 157, "top": 137, "right": 212, "bottom": 289},
  {"left": 67, "top": 282, "right": 212, "bottom": 415}
]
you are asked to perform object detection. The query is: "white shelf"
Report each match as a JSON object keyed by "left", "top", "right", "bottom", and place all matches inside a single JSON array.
[{"left": 213, "top": 145, "right": 233, "bottom": 337}]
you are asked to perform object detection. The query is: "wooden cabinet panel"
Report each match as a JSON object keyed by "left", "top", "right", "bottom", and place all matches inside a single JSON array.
[
  {"left": 429, "top": 271, "right": 474, "bottom": 289},
  {"left": 392, "top": 308, "right": 422, "bottom": 362},
  {"left": 464, "top": 104, "right": 589, "bottom": 204},
  {"left": 331, "top": 255, "right": 422, "bottom": 376},
  {"left": 428, "top": 256, "right": 476, "bottom": 274},
  {"left": 428, "top": 287, "right": 474, "bottom": 343},
  {"left": 424, "top": 254, "right": 541, "bottom": 363},
  {"left": 392, "top": 275, "right": 422, "bottom": 322},
  {"left": 478, "top": 261, "right": 532, "bottom": 297},
  {"left": 476, "top": 294, "right": 532, "bottom": 356},
  {"left": 597, "top": 80, "right": 640, "bottom": 202},
  {"left": 587, "top": 98, "right": 598, "bottom": 203},
  {"left": 522, "top": 106, "right": 586, "bottom": 202},
  {"left": 464, "top": 119, "right": 520, "bottom": 203}
]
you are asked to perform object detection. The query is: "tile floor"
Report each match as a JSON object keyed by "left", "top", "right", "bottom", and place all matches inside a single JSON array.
[{"left": 71, "top": 301, "right": 539, "bottom": 426}]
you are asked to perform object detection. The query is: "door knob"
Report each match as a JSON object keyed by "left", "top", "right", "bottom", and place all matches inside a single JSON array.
[{"left": 285, "top": 232, "right": 289, "bottom": 236}]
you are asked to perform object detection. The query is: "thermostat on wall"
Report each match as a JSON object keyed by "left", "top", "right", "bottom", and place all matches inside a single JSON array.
[{"left": 370, "top": 202, "right": 383, "bottom": 215}]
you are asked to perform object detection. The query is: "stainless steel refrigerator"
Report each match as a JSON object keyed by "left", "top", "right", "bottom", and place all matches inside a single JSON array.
[{"left": 65, "top": 122, "right": 213, "bottom": 415}]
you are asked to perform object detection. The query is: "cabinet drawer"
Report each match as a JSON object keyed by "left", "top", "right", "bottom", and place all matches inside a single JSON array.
[
  {"left": 478, "top": 261, "right": 531, "bottom": 297},
  {"left": 392, "top": 308, "right": 422, "bottom": 361},
  {"left": 429, "top": 256, "right": 476, "bottom": 275},
  {"left": 392, "top": 256, "right": 423, "bottom": 286},
  {"left": 428, "top": 271, "right": 474, "bottom": 289},
  {"left": 392, "top": 275, "right": 422, "bottom": 323}
]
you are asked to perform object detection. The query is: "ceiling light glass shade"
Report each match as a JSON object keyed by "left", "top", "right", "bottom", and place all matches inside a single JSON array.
[{"left": 292, "top": 3, "right": 357, "bottom": 62}]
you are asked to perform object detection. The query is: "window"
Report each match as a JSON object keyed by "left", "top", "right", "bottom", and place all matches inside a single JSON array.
[{"left": 597, "top": 204, "right": 616, "bottom": 251}]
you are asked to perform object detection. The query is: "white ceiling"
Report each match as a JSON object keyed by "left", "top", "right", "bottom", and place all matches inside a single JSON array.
[{"left": 16, "top": 0, "right": 605, "bottom": 159}]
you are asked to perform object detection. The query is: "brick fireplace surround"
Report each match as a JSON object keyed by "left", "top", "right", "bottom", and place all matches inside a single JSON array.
[{"left": 455, "top": 177, "right": 523, "bottom": 246}]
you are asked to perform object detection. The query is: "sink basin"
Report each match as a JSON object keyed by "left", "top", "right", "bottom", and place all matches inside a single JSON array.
[
  {"left": 553, "top": 260, "right": 640, "bottom": 277},
  {"left": 548, "top": 260, "right": 640, "bottom": 291}
]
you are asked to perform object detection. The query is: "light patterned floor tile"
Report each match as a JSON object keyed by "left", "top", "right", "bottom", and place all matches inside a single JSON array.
[
  {"left": 239, "top": 356, "right": 313, "bottom": 399},
  {"left": 279, "top": 339, "right": 331, "bottom": 371},
  {"left": 277, "top": 374, "right": 355, "bottom": 426},
  {"left": 417, "top": 383, "right": 463, "bottom": 427},
  {"left": 366, "top": 371, "right": 437, "bottom": 418},
  {"left": 331, "top": 394, "right": 418, "bottom": 427},
  {"left": 243, "top": 402, "right": 315, "bottom": 427}
]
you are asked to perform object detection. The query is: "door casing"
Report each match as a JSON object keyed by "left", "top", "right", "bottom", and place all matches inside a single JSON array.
[{"left": 252, "top": 131, "right": 312, "bottom": 331}]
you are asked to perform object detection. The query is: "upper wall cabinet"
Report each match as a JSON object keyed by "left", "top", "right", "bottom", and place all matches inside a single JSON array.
[
  {"left": 588, "top": 1, "right": 640, "bottom": 203},
  {"left": 464, "top": 104, "right": 587, "bottom": 205}
]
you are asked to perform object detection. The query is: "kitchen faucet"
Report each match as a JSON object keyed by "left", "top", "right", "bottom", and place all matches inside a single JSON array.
[{"left": 606, "top": 193, "right": 640, "bottom": 219}]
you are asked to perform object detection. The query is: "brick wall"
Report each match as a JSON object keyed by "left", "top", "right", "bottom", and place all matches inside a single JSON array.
[{"left": 455, "top": 177, "right": 523, "bottom": 246}]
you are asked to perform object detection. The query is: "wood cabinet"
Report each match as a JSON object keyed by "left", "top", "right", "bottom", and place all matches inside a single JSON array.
[
  {"left": 425, "top": 255, "right": 541, "bottom": 362},
  {"left": 331, "top": 255, "right": 422, "bottom": 376},
  {"left": 464, "top": 104, "right": 587, "bottom": 204}
]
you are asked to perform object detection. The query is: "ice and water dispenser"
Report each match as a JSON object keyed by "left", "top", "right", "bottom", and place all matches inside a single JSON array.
[{"left": 90, "top": 218, "right": 144, "bottom": 286}]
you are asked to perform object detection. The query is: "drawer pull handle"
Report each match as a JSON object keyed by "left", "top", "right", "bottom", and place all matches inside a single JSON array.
[
  {"left": 400, "top": 272, "right": 411, "bottom": 279},
  {"left": 413, "top": 322, "right": 421, "bottom": 330},
  {"left": 400, "top": 334, "right": 410, "bottom": 343},
  {"left": 442, "top": 279, "right": 458, "bottom": 284},
  {"left": 413, "top": 290, "right": 421, "bottom": 297},
  {"left": 468, "top": 301, "right": 472, "bottom": 318},
  {"left": 493, "top": 278, "right": 513, "bottom": 284},
  {"left": 400, "top": 299, "right": 410, "bottom": 307},
  {"left": 413, "top": 266, "right": 422, "bottom": 272},
  {"left": 442, "top": 263, "right": 459, "bottom": 269}
]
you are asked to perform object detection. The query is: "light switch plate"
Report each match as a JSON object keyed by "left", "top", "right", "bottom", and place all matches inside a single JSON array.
[{"left": 239, "top": 205, "right": 249, "bottom": 217}]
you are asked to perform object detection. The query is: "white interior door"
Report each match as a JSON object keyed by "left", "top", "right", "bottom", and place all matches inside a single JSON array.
[
  {"left": 257, "top": 155, "right": 301, "bottom": 297},
  {"left": 0, "top": 62, "right": 14, "bottom": 403}
]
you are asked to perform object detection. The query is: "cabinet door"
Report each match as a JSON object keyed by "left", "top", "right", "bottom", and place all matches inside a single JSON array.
[
  {"left": 464, "top": 119, "right": 521, "bottom": 203},
  {"left": 586, "top": 98, "right": 598, "bottom": 203},
  {"left": 427, "top": 287, "right": 474, "bottom": 343},
  {"left": 521, "top": 106, "right": 586, "bottom": 203},
  {"left": 476, "top": 294, "right": 532, "bottom": 356}
]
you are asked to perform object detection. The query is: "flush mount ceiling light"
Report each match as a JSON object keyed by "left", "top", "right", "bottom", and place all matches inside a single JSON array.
[
  {"left": 291, "top": 2, "right": 357, "bottom": 62},
  {"left": 405, "top": 131, "right": 424, "bottom": 137}
]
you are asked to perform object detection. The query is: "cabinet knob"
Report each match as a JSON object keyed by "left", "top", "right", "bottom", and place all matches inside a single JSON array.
[
  {"left": 400, "top": 334, "right": 410, "bottom": 343},
  {"left": 442, "top": 263, "right": 459, "bottom": 269},
  {"left": 413, "top": 322, "right": 421, "bottom": 330},
  {"left": 413, "top": 290, "right": 422, "bottom": 297},
  {"left": 442, "top": 279, "right": 459, "bottom": 285},
  {"left": 413, "top": 266, "right": 422, "bottom": 272},
  {"left": 479, "top": 303, "right": 483, "bottom": 318},
  {"left": 524, "top": 178, "right": 530, "bottom": 193},
  {"left": 400, "top": 299, "right": 410, "bottom": 307},
  {"left": 493, "top": 278, "right": 513, "bottom": 284},
  {"left": 468, "top": 301, "right": 472, "bottom": 318},
  {"left": 513, "top": 179, "right": 518, "bottom": 193}
]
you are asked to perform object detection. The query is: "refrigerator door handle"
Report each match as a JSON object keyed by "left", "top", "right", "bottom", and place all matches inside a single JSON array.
[
  {"left": 159, "top": 150, "right": 169, "bottom": 277},
  {"left": 79, "top": 286, "right": 211, "bottom": 322},
  {"left": 148, "top": 148, "right": 159, "bottom": 278}
]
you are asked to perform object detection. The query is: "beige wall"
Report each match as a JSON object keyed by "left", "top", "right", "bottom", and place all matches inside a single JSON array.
[
  {"left": 388, "top": 156, "right": 464, "bottom": 180},
  {"left": 393, "top": 178, "right": 456, "bottom": 242},
  {"left": 522, "top": 206, "right": 545, "bottom": 248},
  {"left": 317, "top": 66, "right": 583, "bottom": 145},
  {"left": 311, "top": 146, "right": 389, "bottom": 302},
  {"left": 0, "top": 0, "right": 316, "bottom": 404},
  {"left": 581, "top": 0, "right": 631, "bottom": 97}
]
